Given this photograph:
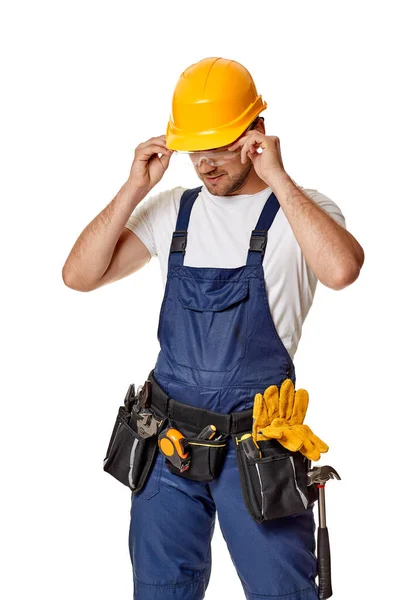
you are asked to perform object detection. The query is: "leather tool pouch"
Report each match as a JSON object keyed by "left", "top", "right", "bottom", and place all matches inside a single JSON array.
[
  {"left": 162, "top": 417, "right": 230, "bottom": 482},
  {"left": 103, "top": 402, "right": 166, "bottom": 493},
  {"left": 234, "top": 431, "right": 318, "bottom": 522}
]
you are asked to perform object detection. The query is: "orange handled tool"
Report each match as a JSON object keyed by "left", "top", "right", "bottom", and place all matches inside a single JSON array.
[
  {"left": 158, "top": 428, "right": 191, "bottom": 472},
  {"left": 238, "top": 433, "right": 262, "bottom": 460}
]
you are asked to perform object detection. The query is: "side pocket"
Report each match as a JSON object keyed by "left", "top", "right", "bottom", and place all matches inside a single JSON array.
[
  {"left": 235, "top": 432, "right": 312, "bottom": 522},
  {"left": 103, "top": 406, "right": 163, "bottom": 493}
]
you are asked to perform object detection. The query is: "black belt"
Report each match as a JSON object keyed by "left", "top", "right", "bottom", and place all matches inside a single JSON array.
[{"left": 148, "top": 370, "right": 253, "bottom": 435}]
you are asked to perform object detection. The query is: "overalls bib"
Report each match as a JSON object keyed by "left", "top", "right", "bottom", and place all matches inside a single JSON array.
[{"left": 129, "top": 187, "right": 319, "bottom": 600}]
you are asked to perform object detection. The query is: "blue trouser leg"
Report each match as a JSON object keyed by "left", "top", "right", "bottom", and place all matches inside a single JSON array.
[
  {"left": 129, "top": 451, "right": 216, "bottom": 599},
  {"left": 129, "top": 441, "right": 319, "bottom": 600},
  {"left": 210, "top": 438, "right": 319, "bottom": 599}
]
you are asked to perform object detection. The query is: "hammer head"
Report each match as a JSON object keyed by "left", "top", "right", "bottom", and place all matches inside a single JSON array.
[{"left": 307, "top": 465, "right": 341, "bottom": 486}]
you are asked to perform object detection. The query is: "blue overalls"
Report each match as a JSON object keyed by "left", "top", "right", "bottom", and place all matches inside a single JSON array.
[{"left": 129, "top": 187, "right": 319, "bottom": 600}]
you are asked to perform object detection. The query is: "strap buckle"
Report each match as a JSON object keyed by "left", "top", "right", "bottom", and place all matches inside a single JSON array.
[
  {"left": 170, "top": 230, "right": 187, "bottom": 253},
  {"left": 249, "top": 230, "right": 268, "bottom": 253}
]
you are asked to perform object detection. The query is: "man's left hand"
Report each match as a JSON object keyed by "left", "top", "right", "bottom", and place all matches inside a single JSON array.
[{"left": 228, "top": 132, "right": 286, "bottom": 186}]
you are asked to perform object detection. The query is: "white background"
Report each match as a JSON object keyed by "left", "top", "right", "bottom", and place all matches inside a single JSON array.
[{"left": 1, "top": 1, "right": 399, "bottom": 598}]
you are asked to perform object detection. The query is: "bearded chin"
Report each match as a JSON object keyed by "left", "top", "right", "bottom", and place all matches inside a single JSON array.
[{"left": 222, "top": 162, "right": 253, "bottom": 196}]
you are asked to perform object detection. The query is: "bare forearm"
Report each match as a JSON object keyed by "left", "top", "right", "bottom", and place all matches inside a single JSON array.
[
  {"left": 62, "top": 180, "right": 148, "bottom": 289},
  {"left": 269, "top": 172, "right": 365, "bottom": 290}
]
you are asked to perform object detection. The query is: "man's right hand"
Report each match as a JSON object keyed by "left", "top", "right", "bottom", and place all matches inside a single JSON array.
[{"left": 128, "top": 135, "right": 173, "bottom": 192}]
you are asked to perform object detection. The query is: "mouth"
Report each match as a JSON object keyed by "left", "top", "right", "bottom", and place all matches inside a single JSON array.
[{"left": 204, "top": 174, "right": 225, "bottom": 183}]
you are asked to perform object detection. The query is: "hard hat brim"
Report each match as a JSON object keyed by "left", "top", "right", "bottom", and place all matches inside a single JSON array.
[{"left": 166, "top": 101, "right": 267, "bottom": 152}]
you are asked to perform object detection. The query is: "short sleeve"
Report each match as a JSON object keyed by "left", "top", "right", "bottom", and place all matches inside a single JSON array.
[
  {"left": 124, "top": 187, "right": 186, "bottom": 259},
  {"left": 124, "top": 193, "right": 159, "bottom": 257}
]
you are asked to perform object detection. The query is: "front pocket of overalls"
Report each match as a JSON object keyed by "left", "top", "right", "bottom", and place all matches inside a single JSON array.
[
  {"left": 164, "top": 436, "right": 229, "bottom": 482},
  {"left": 235, "top": 434, "right": 312, "bottom": 522},
  {"left": 103, "top": 406, "right": 162, "bottom": 494},
  {"left": 169, "top": 278, "right": 249, "bottom": 372}
]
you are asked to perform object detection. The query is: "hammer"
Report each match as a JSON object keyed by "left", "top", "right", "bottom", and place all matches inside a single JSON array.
[{"left": 307, "top": 465, "right": 341, "bottom": 599}]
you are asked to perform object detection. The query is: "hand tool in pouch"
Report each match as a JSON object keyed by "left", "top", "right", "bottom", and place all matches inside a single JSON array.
[
  {"left": 158, "top": 428, "right": 191, "bottom": 472},
  {"left": 197, "top": 424, "right": 217, "bottom": 440},
  {"left": 131, "top": 380, "right": 161, "bottom": 438},
  {"left": 124, "top": 383, "right": 136, "bottom": 414},
  {"left": 238, "top": 433, "right": 262, "bottom": 459},
  {"left": 307, "top": 465, "right": 341, "bottom": 600}
]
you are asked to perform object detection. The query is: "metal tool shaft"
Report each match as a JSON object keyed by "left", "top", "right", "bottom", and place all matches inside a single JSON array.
[{"left": 318, "top": 486, "right": 327, "bottom": 529}]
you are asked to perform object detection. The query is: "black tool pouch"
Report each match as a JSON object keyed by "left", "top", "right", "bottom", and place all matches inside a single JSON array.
[
  {"left": 162, "top": 418, "right": 230, "bottom": 482},
  {"left": 234, "top": 432, "right": 318, "bottom": 522},
  {"left": 103, "top": 405, "right": 166, "bottom": 493}
]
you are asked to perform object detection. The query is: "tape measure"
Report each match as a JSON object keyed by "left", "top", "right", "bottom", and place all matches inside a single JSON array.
[{"left": 158, "top": 428, "right": 191, "bottom": 472}]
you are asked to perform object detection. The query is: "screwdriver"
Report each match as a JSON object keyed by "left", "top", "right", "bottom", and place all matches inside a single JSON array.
[
  {"left": 197, "top": 424, "right": 217, "bottom": 440},
  {"left": 238, "top": 433, "right": 262, "bottom": 459}
]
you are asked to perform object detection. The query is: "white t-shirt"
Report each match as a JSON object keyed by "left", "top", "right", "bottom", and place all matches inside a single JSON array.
[{"left": 125, "top": 185, "right": 346, "bottom": 359}]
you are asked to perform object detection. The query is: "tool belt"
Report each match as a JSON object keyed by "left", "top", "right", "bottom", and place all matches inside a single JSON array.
[{"left": 103, "top": 371, "right": 318, "bottom": 521}]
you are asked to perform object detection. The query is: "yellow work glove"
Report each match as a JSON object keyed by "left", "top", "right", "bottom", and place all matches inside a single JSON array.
[
  {"left": 255, "top": 379, "right": 329, "bottom": 461},
  {"left": 252, "top": 384, "right": 279, "bottom": 443}
]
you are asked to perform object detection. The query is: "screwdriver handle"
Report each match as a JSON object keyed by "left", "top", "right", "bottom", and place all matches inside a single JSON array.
[
  {"left": 197, "top": 424, "right": 217, "bottom": 440},
  {"left": 239, "top": 433, "right": 262, "bottom": 459}
]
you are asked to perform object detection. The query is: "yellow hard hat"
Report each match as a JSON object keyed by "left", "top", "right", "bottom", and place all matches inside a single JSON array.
[{"left": 166, "top": 57, "right": 267, "bottom": 152}]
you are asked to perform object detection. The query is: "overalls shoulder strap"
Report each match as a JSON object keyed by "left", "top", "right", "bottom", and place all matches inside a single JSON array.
[
  {"left": 168, "top": 186, "right": 202, "bottom": 267},
  {"left": 167, "top": 187, "right": 280, "bottom": 268},
  {"left": 246, "top": 192, "right": 280, "bottom": 266}
]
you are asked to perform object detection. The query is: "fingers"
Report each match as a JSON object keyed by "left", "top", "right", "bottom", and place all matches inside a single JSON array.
[
  {"left": 297, "top": 424, "right": 328, "bottom": 449},
  {"left": 135, "top": 136, "right": 172, "bottom": 160},
  {"left": 257, "top": 422, "right": 329, "bottom": 460},
  {"left": 279, "top": 379, "right": 295, "bottom": 420},
  {"left": 226, "top": 133, "right": 244, "bottom": 152},
  {"left": 291, "top": 388, "right": 309, "bottom": 425},
  {"left": 269, "top": 417, "right": 287, "bottom": 427},
  {"left": 227, "top": 132, "right": 253, "bottom": 152},
  {"left": 261, "top": 426, "right": 304, "bottom": 452},
  {"left": 228, "top": 131, "right": 267, "bottom": 164},
  {"left": 141, "top": 135, "right": 168, "bottom": 146},
  {"left": 136, "top": 143, "right": 173, "bottom": 161},
  {"left": 137, "top": 135, "right": 168, "bottom": 150},
  {"left": 240, "top": 138, "right": 261, "bottom": 165},
  {"left": 308, "top": 430, "right": 329, "bottom": 453},
  {"left": 285, "top": 425, "right": 318, "bottom": 458},
  {"left": 291, "top": 424, "right": 329, "bottom": 460},
  {"left": 299, "top": 437, "right": 321, "bottom": 461},
  {"left": 252, "top": 393, "right": 264, "bottom": 440},
  {"left": 278, "top": 430, "right": 304, "bottom": 452},
  {"left": 156, "top": 150, "right": 173, "bottom": 173},
  {"left": 263, "top": 384, "right": 279, "bottom": 422},
  {"left": 258, "top": 425, "right": 284, "bottom": 441}
]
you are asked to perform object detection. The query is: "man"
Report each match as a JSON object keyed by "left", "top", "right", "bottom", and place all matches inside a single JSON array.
[{"left": 62, "top": 57, "right": 364, "bottom": 599}]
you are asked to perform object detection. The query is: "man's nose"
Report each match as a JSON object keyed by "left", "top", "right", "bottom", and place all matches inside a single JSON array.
[{"left": 197, "top": 158, "right": 216, "bottom": 173}]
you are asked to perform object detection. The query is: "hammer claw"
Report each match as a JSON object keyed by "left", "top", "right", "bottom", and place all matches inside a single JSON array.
[{"left": 307, "top": 465, "right": 341, "bottom": 486}]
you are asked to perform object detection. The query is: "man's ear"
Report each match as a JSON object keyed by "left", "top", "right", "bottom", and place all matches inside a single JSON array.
[{"left": 256, "top": 116, "right": 265, "bottom": 134}]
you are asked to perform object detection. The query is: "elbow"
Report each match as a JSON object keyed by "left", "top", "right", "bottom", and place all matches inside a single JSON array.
[
  {"left": 330, "top": 254, "right": 365, "bottom": 291},
  {"left": 61, "top": 267, "right": 95, "bottom": 292},
  {"left": 330, "top": 269, "right": 360, "bottom": 291}
]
